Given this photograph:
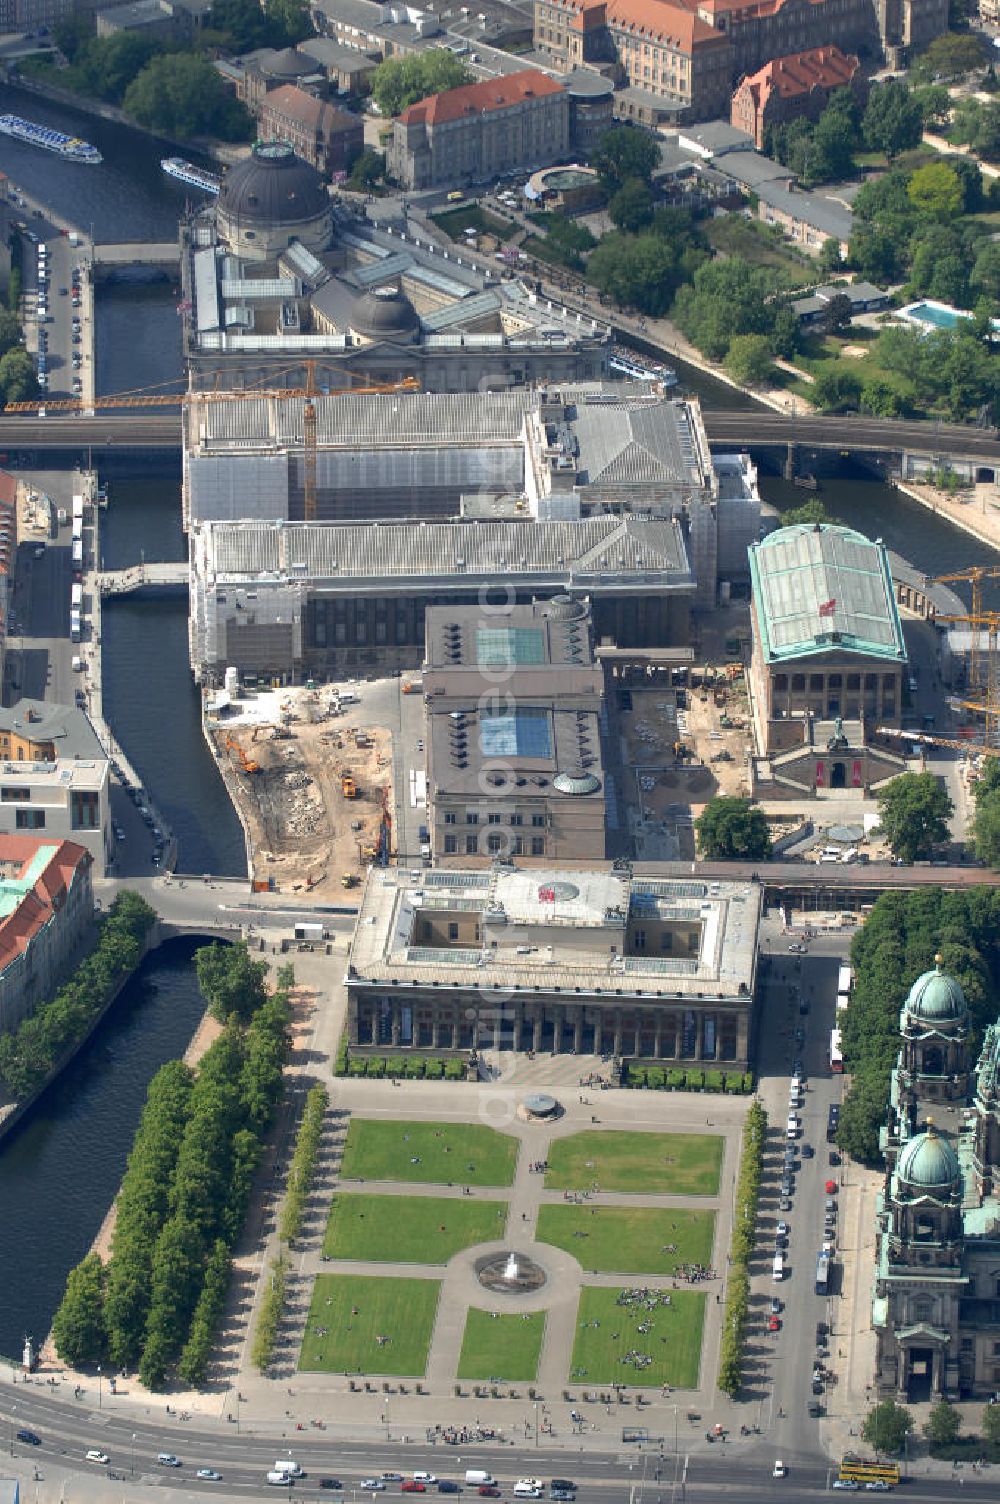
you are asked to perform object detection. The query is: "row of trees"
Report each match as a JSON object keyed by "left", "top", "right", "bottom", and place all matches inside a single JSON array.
[
  {"left": 0, "top": 290, "right": 35, "bottom": 409},
  {"left": 972, "top": 757, "right": 1000, "bottom": 868},
  {"left": 836, "top": 886, "right": 1000, "bottom": 1163},
  {"left": 279, "top": 1083, "right": 328, "bottom": 1243},
  {"left": 860, "top": 1396, "right": 1000, "bottom": 1456},
  {"left": 0, "top": 891, "right": 155, "bottom": 1100},
  {"left": 251, "top": 1251, "right": 288, "bottom": 1373},
  {"left": 35, "top": 8, "right": 261, "bottom": 140},
  {"left": 51, "top": 947, "right": 293, "bottom": 1388},
  {"left": 718, "top": 1100, "right": 766, "bottom": 1396}
]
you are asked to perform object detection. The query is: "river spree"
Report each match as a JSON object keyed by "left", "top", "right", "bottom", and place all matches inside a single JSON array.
[{"left": 0, "top": 940, "right": 209, "bottom": 1360}]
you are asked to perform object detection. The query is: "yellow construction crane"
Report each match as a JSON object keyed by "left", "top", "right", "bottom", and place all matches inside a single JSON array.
[
  {"left": 6, "top": 366, "right": 421, "bottom": 521},
  {"left": 934, "top": 608, "right": 1000, "bottom": 749},
  {"left": 930, "top": 567, "right": 1000, "bottom": 692}
]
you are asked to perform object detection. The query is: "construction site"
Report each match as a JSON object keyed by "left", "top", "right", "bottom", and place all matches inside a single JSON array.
[{"left": 206, "top": 686, "right": 392, "bottom": 900}]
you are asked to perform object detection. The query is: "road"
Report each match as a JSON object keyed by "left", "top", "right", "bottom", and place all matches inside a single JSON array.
[
  {"left": 0, "top": 1385, "right": 993, "bottom": 1503},
  {"left": 0, "top": 411, "right": 998, "bottom": 465}
]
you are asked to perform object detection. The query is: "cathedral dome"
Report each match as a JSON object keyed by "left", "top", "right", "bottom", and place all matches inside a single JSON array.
[
  {"left": 350, "top": 284, "right": 420, "bottom": 343},
  {"left": 905, "top": 959, "right": 967, "bottom": 1024},
  {"left": 897, "top": 1123, "right": 960, "bottom": 1190}
]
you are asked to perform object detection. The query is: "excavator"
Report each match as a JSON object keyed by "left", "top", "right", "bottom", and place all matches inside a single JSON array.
[{"left": 223, "top": 734, "right": 260, "bottom": 775}]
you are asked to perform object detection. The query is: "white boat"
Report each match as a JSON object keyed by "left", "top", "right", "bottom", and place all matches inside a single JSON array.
[
  {"left": 0, "top": 114, "right": 101, "bottom": 163},
  {"left": 160, "top": 157, "right": 221, "bottom": 196}
]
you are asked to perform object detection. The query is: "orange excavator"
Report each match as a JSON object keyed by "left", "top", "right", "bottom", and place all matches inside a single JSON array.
[{"left": 224, "top": 734, "right": 260, "bottom": 775}]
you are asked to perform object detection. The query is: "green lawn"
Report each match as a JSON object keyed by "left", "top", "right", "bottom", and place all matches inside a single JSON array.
[
  {"left": 299, "top": 1274, "right": 440, "bottom": 1375},
  {"left": 340, "top": 1118, "right": 519, "bottom": 1186},
  {"left": 430, "top": 205, "right": 515, "bottom": 241},
  {"left": 457, "top": 1309, "right": 546, "bottom": 1381},
  {"left": 569, "top": 1286, "right": 705, "bottom": 1389},
  {"left": 537, "top": 1204, "right": 715, "bottom": 1274},
  {"left": 706, "top": 216, "right": 813, "bottom": 285},
  {"left": 544, "top": 1130, "right": 722, "bottom": 1196},
  {"left": 323, "top": 1193, "right": 507, "bottom": 1263}
]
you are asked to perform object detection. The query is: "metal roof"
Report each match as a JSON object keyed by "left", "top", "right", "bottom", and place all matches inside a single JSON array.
[
  {"left": 202, "top": 514, "right": 690, "bottom": 587},
  {"left": 749, "top": 523, "right": 906, "bottom": 664},
  {"left": 188, "top": 390, "right": 529, "bottom": 450}
]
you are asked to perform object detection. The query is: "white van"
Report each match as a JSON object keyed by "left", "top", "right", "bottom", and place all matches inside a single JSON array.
[
  {"left": 267, "top": 1472, "right": 291, "bottom": 1486},
  {"left": 275, "top": 1462, "right": 304, "bottom": 1478},
  {"left": 338, "top": 689, "right": 360, "bottom": 705},
  {"left": 514, "top": 1489, "right": 542, "bottom": 1499},
  {"left": 465, "top": 1473, "right": 494, "bottom": 1487},
  {"left": 772, "top": 1252, "right": 785, "bottom": 1281},
  {"left": 786, "top": 1115, "right": 799, "bottom": 1139}
]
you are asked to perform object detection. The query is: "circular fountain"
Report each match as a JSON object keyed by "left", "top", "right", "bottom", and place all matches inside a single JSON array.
[{"left": 475, "top": 1249, "right": 548, "bottom": 1295}]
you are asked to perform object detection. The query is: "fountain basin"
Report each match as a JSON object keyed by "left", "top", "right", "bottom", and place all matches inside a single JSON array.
[{"left": 475, "top": 1250, "right": 548, "bottom": 1295}]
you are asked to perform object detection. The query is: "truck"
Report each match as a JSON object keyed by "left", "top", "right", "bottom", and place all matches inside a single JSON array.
[
  {"left": 72, "top": 538, "right": 83, "bottom": 572},
  {"left": 71, "top": 583, "right": 83, "bottom": 611},
  {"left": 341, "top": 773, "right": 357, "bottom": 799},
  {"left": 72, "top": 494, "right": 84, "bottom": 523},
  {"left": 70, "top": 609, "right": 81, "bottom": 643},
  {"left": 815, "top": 1253, "right": 830, "bottom": 1295}
]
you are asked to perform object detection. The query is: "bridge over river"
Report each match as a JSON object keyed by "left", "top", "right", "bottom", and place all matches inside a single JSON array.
[{"left": 1, "top": 411, "right": 999, "bottom": 468}]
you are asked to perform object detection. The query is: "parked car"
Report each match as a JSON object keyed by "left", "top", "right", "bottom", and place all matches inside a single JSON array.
[
  {"left": 197, "top": 1471, "right": 222, "bottom": 1481},
  {"left": 767, "top": 1315, "right": 781, "bottom": 1332},
  {"left": 86, "top": 1451, "right": 110, "bottom": 1465},
  {"left": 832, "top": 1483, "right": 859, "bottom": 1492},
  {"left": 772, "top": 1461, "right": 787, "bottom": 1478}
]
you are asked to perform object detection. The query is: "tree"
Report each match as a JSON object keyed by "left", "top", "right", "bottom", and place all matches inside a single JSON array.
[
  {"left": 541, "top": 213, "right": 596, "bottom": 269},
  {"left": 837, "top": 1068, "right": 889, "bottom": 1164},
  {"left": 924, "top": 1400, "right": 961, "bottom": 1446},
  {"left": 208, "top": 0, "right": 273, "bottom": 49},
  {"left": 265, "top": 0, "right": 311, "bottom": 45},
  {"left": 862, "top": 80, "right": 924, "bottom": 158},
  {"left": 972, "top": 783, "right": 1000, "bottom": 868},
  {"left": 724, "top": 333, "right": 774, "bottom": 386},
  {"left": 609, "top": 177, "right": 654, "bottom": 233},
  {"left": 52, "top": 1253, "right": 106, "bottom": 1366},
  {"left": 860, "top": 376, "right": 913, "bottom": 418},
  {"left": 54, "top": 12, "right": 94, "bottom": 60},
  {"left": 779, "top": 497, "right": 838, "bottom": 528},
  {"left": 370, "top": 50, "right": 471, "bottom": 117},
  {"left": 971, "top": 240, "right": 1000, "bottom": 301},
  {"left": 982, "top": 1403, "right": 1000, "bottom": 1444},
  {"left": 820, "top": 292, "right": 853, "bottom": 336},
  {"left": 592, "top": 125, "right": 660, "bottom": 188},
  {"left": 877, "top": 772, "right": 953, "bottom": 862},
  {"left": 196, "top": 941, "right": 268, "bottom": 1024},
  {"left": 912, "top": 31, "right": 989, "bottom": 83},
  {"left": 862, "top": 1401, "right": 914, "bottom": 1456},
  {"left": 587, "top": 232, "right": 686, "bottom": 316},
  {"left": 695, "top": 797, "right": 771, "bottom": 861},
  {"left": 912, "top": 83, "right": 951, "bottom": 126},
  {"left": 123, "top": 53, "right": 251, "bottom": 140},
  {"left": 672, "top": 257, "right": 784, "bottom": 361},
  {"left": 819, "top": 236, "right": 845, "bottom": 273},
  {"left": 348, "top": 148, "right": 384, "bottom": 192},
  {"left": 907, "top": 161, "right": 964, "bottom": 221},
  {"left": 0, "top": 347, "right": 35, "bottom": 405},
  {"left": 811, "top": 365, "right": 862, "bottom": 412}
]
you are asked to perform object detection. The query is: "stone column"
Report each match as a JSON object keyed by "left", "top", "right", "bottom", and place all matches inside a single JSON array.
[
  {"left": 633, "top": 1024, "right": 641, "bottom": 1059},
  {"left": 613, "top": 1011, "right": 623, "bottom": 1058},
  {"left": 431, "top": 1015, "right": 441, "bottom": 1049},
  {"left": 593, "top": 1012, "right": 603, "bottom": 1057},
  {"left": 391, "top": 1004, "right": 401, "bottom": 1046},
  {"left": 654, "top": 1014, "right": 663, "bottom": 1060},
  {"left": 736, "top": 1010, "right": 749, "bottom": 1068},
  {"left": 533, "top": 1008, "right": 543, "bottom": 1053},
  {"left": 451, "top": 1015, "right": 460, "bottom": 1049},
  {"left": 574, "top": 1009, "right": 583, "bottom": 1054}
]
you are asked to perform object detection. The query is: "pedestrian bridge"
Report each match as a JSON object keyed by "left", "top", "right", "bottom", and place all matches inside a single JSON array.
[
  {"left": 93, "top": 241, "right": 180, "bottom": 267},
  {"left": 96, "top": 562, "right": 188, "bottom": 595}
]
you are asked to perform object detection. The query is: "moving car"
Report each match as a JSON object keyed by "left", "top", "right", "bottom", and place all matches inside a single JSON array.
[
  {"left": 832, "top": 1483, "right": 859, "bottom": 1492},
  {"left": 413, "top": 1475, "right": 437, "bottom": 1485},
  {"left": 86, "top": 1451, "right": 110, "bottom": 1465},
  {"left": 197, "top": 1471, "right": 222, "bottom": 1482},
  {"left": 362, "top": 1482, "right": 386, "bottom": 1491},
  {"left": 438, "top": 1484, "right": 461, "bottom": 1494},
  {"left": 773, "top": 1461, "right": 787, "bottom": 1478},
  {"left": 157, "top": 1455, "right": 182, "bottom": 1467},
  {"left": 403, "top": 1484, "right": 427, "bottom": 1493},
  {"left": 864, "top": 1483, "right": 892, "bottom": 1492},
  {"left": 16, "top": 1430, "right": 41, "bottom": 1445},
  {"left": 320, "top": 1481, "right": 344, "bottom": 1491}
]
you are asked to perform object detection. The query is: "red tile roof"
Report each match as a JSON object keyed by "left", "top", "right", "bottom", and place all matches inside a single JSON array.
[
  {"left": 398, "top": 69, "right": 565, "bottom": 126},
  {"left": 740, "top": 45, "right": 860, "bottom": 101},
  {"left": 261, "top": 84, "right": 361, "bottom": 136},
  {"left": 0, "top": 837, "right": 90, "bottom": 975},
  {"left": 554, "top": 0, "right": 727, "bottom": 51}
]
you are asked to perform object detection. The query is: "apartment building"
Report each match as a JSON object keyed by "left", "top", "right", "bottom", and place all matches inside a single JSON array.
[
  {"left": 0, "top": 836, "right": 93, "bottom": 1037},
  {"left": 0, "top": 702, "right": 112, "bottom": 876},
  {"left": 730, "top": 45, "right": 862, "bottom": 149},
  {"left": 258, "top": 85, "right": 364, "bottom": 177}
]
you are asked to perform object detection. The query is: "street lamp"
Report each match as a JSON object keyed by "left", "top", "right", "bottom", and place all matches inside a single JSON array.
[
  {"left": 131, "top": 1433, "right": 136, "bottom": 1477},
  {"left": 386, "top": 1396, "right": 391, "bottom": 1442},
  {"left": 9, "top": 1404, "right": 16, "bottom": 1455},
  {"left": 534, "top": 1401, "right": 539, "bottom": 1449},
  {"left": 97, "top": 1364, "right": 102, "bottom": 1410}
]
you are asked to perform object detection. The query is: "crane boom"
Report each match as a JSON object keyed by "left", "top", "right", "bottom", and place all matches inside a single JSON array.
[{"left": 3, "top": 374, "right": 422, "bottom": 415}]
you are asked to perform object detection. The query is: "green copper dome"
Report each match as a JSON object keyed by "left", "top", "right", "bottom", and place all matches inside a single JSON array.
[
  {"left": 897, "top": 1123, "right": 960, "bottom": 1189},
  {"left": 906, "top": 959, "right": 967, "bottom": 1023}
]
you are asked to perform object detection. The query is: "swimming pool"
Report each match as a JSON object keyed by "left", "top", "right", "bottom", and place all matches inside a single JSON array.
[{"left": 899, "top": 300, "right": 972, "bottom": 331}]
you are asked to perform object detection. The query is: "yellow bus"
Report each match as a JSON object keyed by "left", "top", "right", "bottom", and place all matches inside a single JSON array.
[{"left": 839, "top": 1461, "right": 901, "bottom": 1486}]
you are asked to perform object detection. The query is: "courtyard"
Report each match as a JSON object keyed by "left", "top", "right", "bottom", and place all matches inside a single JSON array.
[{"left": 297, "top": 1110, "right": 727, "bottom": 1395}]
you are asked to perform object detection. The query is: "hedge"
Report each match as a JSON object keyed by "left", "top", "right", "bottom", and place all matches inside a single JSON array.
[
  {"left": 718, "top": 1099, "right": 766, "bottom": 1397},
  {"left": 625, "top": 1064, "right": 753, "bottom": 1094},
  {"left": 251, "top": 1252, "right": 288, "bottom": 1374},
  {"left": 334, "top": 1051, "right": 469, "bottom": 1081},
  {"left": 279, "top": 1084, "right": 328, "bottom": 1244}
]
